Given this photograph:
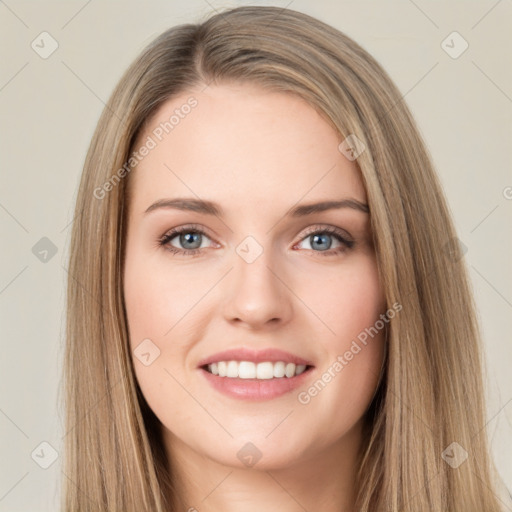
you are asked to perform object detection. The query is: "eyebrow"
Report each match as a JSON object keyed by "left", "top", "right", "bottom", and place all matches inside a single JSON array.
[{"left": 144, "top": 197, "right": 369, "bottom": 217}]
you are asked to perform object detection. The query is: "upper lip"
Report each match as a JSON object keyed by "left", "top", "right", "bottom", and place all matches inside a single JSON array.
[{"left": 197, "top": 347, "right": 315, "bottom": 368}]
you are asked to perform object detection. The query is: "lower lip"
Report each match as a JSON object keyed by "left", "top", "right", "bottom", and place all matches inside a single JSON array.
[{"left": 199, "top": 366, "right": 314, "bottom": 401}]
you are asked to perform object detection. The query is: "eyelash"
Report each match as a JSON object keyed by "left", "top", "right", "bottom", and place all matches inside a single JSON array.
[{"left": 157, "top": 223, "right": 355, "bottom": 258}]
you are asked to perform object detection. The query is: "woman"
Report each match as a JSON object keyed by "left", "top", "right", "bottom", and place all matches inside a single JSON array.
[{"left": 62, "top": 5, "right": 508, "bottom": 511}]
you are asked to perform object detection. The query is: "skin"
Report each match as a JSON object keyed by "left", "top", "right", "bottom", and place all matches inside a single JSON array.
[{"left": 123, "top": 82, "right": 387, "bottom": 512}]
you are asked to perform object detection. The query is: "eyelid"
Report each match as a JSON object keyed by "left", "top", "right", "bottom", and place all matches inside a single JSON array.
[
  {"left": 158, "top": 223, "right": 219, "bottom": 248},
  {"left": 299, "top": 224, "right": 354, "bottom": 243},
  {"left": 160, "top": 223, "right": 215, "bottom": 241}
]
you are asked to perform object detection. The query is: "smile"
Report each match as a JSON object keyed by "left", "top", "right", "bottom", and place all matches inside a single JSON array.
[{"left": 199, "top": 362, "right": 314, "bottom": 401}]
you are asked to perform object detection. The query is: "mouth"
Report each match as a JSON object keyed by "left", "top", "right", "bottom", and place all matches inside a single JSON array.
[
  {"left": 197, "top": 347, "right": 315, "bottom": 400},
  {"left": 198, "top": 351, "right": 316, "bottom": 400}
]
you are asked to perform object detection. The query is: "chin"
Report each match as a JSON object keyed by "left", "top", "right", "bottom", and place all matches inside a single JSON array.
[{"left": 201, "top": 437, "right": 309, "bottom": 472}]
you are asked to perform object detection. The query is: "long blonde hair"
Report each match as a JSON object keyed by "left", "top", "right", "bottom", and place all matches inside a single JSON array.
[{"left": 62, "top": 6, "right": 504, "bottom": 511}]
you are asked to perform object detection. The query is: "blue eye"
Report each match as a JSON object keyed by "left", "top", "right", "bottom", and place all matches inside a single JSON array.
[
  {"left": 158, "top": 224, "right": 211, "bottom": 257},
  {"left": 296, "top": 226, "right": 354, "bottom": 256},
  {"left": 158, "top": 224, "right": 354, "bottom": 257}
]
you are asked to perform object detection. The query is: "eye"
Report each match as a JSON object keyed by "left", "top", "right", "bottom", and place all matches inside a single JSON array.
[
  {"left": 158, "top": 224, "right": 215, "bottom": 257},
  {"left": 294, "top": 226, "right": 354, "bottom": 257},
  {"left": 158, "top": 224, "right": 354, "bottom": 257}
]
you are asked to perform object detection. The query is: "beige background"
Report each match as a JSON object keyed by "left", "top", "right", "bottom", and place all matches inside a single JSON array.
[{"left": 1, "top": 1, "right": 511, "bottom": 510}]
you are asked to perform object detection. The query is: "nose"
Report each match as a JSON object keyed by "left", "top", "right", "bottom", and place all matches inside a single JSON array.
[{"left": 222, "top": 244, "right": 293, "bottom": 330}]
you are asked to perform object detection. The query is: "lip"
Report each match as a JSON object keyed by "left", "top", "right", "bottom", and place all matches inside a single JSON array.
[
  {"left": 196, "top": 347, "right": 314, "bottom": 368},
  {"left": 199, "top": 364, "right": 315, "bottom": 401}
]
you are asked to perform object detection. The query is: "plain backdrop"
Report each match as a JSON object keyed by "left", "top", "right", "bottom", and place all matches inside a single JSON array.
[{"left": 1, "top": 1, "right": 511, "bottom": 510}]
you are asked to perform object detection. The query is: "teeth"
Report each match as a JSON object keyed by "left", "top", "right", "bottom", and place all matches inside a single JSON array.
[
  {"left": 227, "top": 360, "right": 238, "bottom": 378},
  {"left": 206, "top": 360, "right": 308, "bottom": 379},
  {"left": 218, "top": 361, "right": 227, "bottom": 377},
  {"left": 273, "top": 361, "right": 286, "bottom": 378}
]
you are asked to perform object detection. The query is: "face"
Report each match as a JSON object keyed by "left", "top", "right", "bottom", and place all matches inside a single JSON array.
[{"left": 123, "top": 82, "right": 387, "bottom": 470}]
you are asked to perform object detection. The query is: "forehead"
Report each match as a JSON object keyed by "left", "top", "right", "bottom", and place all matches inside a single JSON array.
[{"left": 128, "top": 83, "right": 366, "bottom": 216}]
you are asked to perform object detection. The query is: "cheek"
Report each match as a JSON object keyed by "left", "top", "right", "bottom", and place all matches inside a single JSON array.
[
  {"left": 123, "top": 245, "right": 215, "bottom": 407},
  {"left": 123, "top": 251, "right": 196, "bottom": 427},
  {"left": 123, "top": 247, "right": 204, "bottom": 347},
  {"left": 304, "top": 252, "right": 386, "bottom": 347},
  {"left": 295, "top": 253, "right": 386, "bottom": 419}
]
